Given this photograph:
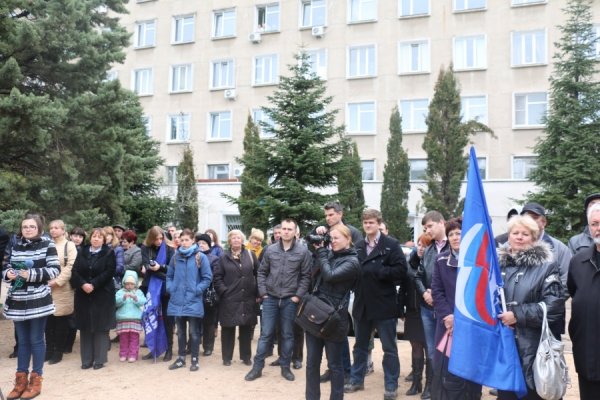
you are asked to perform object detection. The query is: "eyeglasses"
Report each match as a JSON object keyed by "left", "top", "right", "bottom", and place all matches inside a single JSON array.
[{"left": 21, "top": 225, "right": 38, "bottom": 230}]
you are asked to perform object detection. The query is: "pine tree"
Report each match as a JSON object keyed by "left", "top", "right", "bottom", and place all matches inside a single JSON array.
[
  {"left": 175, "top": 147, "right": 199, "bottom": 230},
  {"left": 337, "top": 141, "right": 365, "bottom": 228},
  {"left": 527, "top": 0, "right": 600, "bottom": 242},
  {"left": 381, "top": 106, "right": 411, "bottom": 241},
  {"left": 422, "top": 65, "right": 492, "bottom": 218}
]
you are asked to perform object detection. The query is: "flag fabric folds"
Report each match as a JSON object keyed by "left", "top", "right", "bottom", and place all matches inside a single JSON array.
[
  {"left": 449, "top": 146, "right": 527, "bottom": 397},
  {"left": 141, "top": 275, "right": 168, "bottom": 359}
]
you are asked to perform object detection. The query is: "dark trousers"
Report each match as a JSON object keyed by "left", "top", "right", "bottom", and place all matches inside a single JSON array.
[
  {"left": 202, "top": 305, "right": 218, "bottom": 352},
  {"left": 578, "top": 375, "right": 600, "bottom": 400},
  {"left": 306, "top": 331, "right": 345, "bottom": 400},
  {"left": 80, "top": 330, "right": 110, "bottom": 366},
  {"left": 276, "top": 321, "right": 304, "bottom": 362},
  {"left": 175, "top": 317, "right": 202, "bottom": 358},
  {"left": 221, "top": 324, "right": 254, "bottom": 362},
  {"left": 161, "top": 296, "right": 174, "bottom": 351},
  {"left": 45, "top": 314, "right": 72, "bottom": 354},
  {"left": 498, "top": 389, "right": 544, "bottom": 400}
]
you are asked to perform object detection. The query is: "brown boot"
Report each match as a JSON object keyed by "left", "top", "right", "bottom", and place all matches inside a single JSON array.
[
  {"left": 7, "top": 371, "right": 28, "bottom": 400},
  {"left": 20, "top": 371, "right": 43, "bottom": 399}
]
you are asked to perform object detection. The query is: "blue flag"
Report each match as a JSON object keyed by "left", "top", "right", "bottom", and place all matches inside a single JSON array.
[
  {"left": 449, "top": 147, "right": 527, "bottom": 397},
  {"left": 141, "top": 275, "right": 168, "bottom": 359}
]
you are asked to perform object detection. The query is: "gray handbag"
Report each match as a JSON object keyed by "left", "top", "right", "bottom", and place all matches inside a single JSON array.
[{"left": 533, "top": 302, "right": 569, "bottom": 400}]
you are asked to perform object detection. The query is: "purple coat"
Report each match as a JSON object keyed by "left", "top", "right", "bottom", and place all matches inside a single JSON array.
[{"left": 431, "top": 249, "right": 458, "bottom": 363}]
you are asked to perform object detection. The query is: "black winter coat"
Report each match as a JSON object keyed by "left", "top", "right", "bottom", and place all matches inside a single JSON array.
[
  {"left": 567, "top": 245, "right": 600, "bottom": 381},
  {"left": 499, "top": 242, "right": 566, "bottom": 391},
  {"left": 214, "top": 249, "right": 259, "bottom": 327},
  {"left": 415, "top": 241, "right": 450, "bottom": 309},
  {"left": 314, "top": 247, "right": 360, "bottom": 306},
  {"left": 353, "top": 234, "right": 407, "bottom": 321},
  {"left": 71, "top": 245, "right": 117, "bottom": 332},
  {"left": 140, "top": 244, "right": 174, "bottom": 292}
]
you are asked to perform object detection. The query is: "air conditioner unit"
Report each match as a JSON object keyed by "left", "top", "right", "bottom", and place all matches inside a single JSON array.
[
  {"left": 249, "top": 32, "right": 262, "bottom": 43},
  {"left": 311, "top": 26, "right": 325, "bottom": 38},
  {"left": 233, "top": 166, "right": 244, "bottom": 177},
  {"left": 224, "top": 89, "right": 237, "bottom": 100}
]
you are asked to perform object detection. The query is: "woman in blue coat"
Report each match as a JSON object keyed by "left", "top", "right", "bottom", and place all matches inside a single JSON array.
[{"left": 166, "top": 229, "right": 212, "bottom": 372}]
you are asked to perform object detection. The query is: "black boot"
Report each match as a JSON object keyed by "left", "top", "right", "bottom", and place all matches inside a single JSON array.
[
  {"left": 421, "top": 358, "right": 432, "bottom": 399},
  {"left": 406, "top": 358, "right": 424, "bottom": 396},
  {"left": 163, "top": 348, "right": 173, "bottom": 362}
]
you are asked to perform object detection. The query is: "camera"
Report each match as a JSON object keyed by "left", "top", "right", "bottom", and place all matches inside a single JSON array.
[
  {"left": 149, "top": 260, "right": 157, "bottom": 267},
  {"left": 305, "top": 233, "right": 331, "bottom": 247}
]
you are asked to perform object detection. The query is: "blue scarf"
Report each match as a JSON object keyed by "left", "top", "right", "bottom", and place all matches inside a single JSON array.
[
  {"left": 155, "top": 241, "right": 167, "bottom": 265},
  {"left": 178, "top": 244, "right": 198, "bottom": 258}
]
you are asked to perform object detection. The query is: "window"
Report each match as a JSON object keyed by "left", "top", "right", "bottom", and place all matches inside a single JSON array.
[
  {"left": 142, "top": 115, "right": 152, "bottom": 136},
  {"left": 348, "top": 0, "right": 377, "bottom": 22},
  {"left": 347, "top": 102, "right": 376, "bottom": 134},
  {"left": 398, "top": 40, "right": 430, "bottom": 74},
  {"left": 399, "top": 0, "right": 429, "bottom": 17},
  {"left": 225, "top": 215, "right": 242, "bottom": 233},
  {"left": 305, "top": 49, "right": 327, "bottom": 79},
  {"left": 465, "top": 157, "right": 487, "bottom": 180},
  {"left": 253, "top": 54, "right": 279, "bottom": 85},
  {"left": 253, "top": 109, "right": 275, "bottom": 138},
  {"left": 166, "top": 166, "right": 178, "bottom": 185},
  {"left": 301, "top": 0, "right": 326, "bottom": 27},
  {"left": 209, "top": 111, "right": 232, "bottom": 140},
  {"left": 361, "top": 160, "right": 375, "bottom": 181},
  {"left": 170, "top": 64, "right": 193, "bottom": 93},
  {"left": 172, "top": 15, "right": 195, "bottom": 44},
  {"left": 132, "top": 68, "right": 153, "bottom": 95},
  {"left": 454, "top": 0, "right": 486, "bottom": 12},
  {"left": 213, "top": 9, "right": 236, "bottom": 38},
  {"left": 512, "top": 156, "right": 537, "bottom": 180},
  {"left": 207, "top": 164, "right": 230, "bottom": 180},
  {"left": 211, "top": 59, "right": 235, "bottom": 89},
  {"left": 514, "top": 92, "right": 547, "bottom": 127},
  {"left": 168, "top": 114, "right": 190, "bottom": 142},
  {"left": 512, "top": 0, "right": 546, "bottom": 5},
  {"left": 400, "top": 99, "right": 429, "bottom": 132},
  {"left": 256, "top": 3, "right": 280, "bottom": 32},
  {"left": 409, "top": 159, "right": 427, "bottom": 181},
  {"left": 347, "top": 45, "right": 376, "bottom": 78},
  {"left": 105, "top": 70, "right": 118, "bottom": 82},
  {"left": 512, "top": 30, "right": 546, "bottom": 66},
  {"left": 134, "top": 20, "right": 156, "bottom": 48},
  {"left": 461, "top": 96, "right": 488, "bottom": 124},
  {"left": 592, "top": 24, "right": 599, "bottom": 58},
  {"left": 453, "top": 35, "right": 486, "bottom": 70}
]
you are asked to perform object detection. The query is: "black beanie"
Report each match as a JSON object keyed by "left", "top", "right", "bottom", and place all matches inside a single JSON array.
[{"left": 196, "top": 233, "right": 212, "bottom": 248}]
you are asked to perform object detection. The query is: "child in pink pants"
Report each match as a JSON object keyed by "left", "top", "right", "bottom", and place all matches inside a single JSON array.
[{"left": 115, "top": 271, "right": 146, "bottom": 362}]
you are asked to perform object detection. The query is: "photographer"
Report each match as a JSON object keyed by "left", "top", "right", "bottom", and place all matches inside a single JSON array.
[{"left": 313, "top": 201, "right": 363, "bottom": 245}]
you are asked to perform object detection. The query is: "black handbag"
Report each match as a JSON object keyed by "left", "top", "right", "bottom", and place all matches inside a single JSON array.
[{"left": 203, "top": 285, "right": 219, "bottom": 307}]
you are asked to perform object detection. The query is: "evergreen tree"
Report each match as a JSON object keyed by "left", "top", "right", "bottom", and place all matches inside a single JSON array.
[
  {"left": 422, "top": 65, "right": 492, "bottom": 218},
  {"left": 175, "top": 147, "right": 199, "bottom": 230},
  {"left": 527, "top": 0, "right": 600, "bottom": 242},
  {"left": 337, "top": 141, "right": 365, "bottom": 228},
  {"left": 381, "top": 106, "right": 411, "bottom": 241}
]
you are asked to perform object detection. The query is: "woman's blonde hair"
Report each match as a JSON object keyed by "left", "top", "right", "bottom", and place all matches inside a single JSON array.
[
  {"left": 103, "top": 226, "right": 120, "bottom": 247},
  {"left": 228, "top": 229, "right": 246, "bottom": 246},
  {"left": 330, "top": 224, "right": 353, "bottom": 246},
  {"left": 507, "top": 214, "right": 540, "bottom": 242},
  {"left": 249, "top": 228, "right": 265, "bottom": 242}
]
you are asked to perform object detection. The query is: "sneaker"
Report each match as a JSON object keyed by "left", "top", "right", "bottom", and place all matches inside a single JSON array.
[
  {"left": 128, "top": 357, "right": 136, "bottom": 363},
  {"left": 190, "top": 357, "right": 199, "bottom": 372},
  {"left": 344, "top": 383, "right": 365, "bottom": 393},
  {"left": 168, "top": 358, "right": 186, "bottom": 370},
  {"left": 119, "top": 356, "right": 126, "bottom": 362},
  {"left": 366, "top": 361, "right": 375, "bottom": 375},
  {"left": 384, "top": 389, "right": 398, "bottom": 400}
]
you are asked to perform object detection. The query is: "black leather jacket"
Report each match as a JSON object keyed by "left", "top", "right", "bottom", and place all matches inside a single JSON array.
[
  {"left": 414, "top": 241, "right": 449, "bottom": 309},
  {"left": 314, "top": 247, "right": 360, "bottom": 308}
]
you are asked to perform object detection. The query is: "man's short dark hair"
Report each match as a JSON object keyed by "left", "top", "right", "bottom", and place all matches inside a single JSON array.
[
  {"left": 362, "top": 208, "right": 382, "bottom": 223},
  {"left": 324, "top": 201, "right": 343, "bottom": 213},
  {"left": 281, "top": 218, "right": 297, "bottom": 229},
  {"left": 422, "top": 211, "right": 445, "bottom": 225}
]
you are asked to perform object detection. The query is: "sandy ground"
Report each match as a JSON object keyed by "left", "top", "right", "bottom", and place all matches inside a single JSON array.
[{"left": 0, "top": 282, "right": 580, "bottom": 400}]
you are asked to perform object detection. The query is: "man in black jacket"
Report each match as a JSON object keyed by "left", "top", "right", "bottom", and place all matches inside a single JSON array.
[{"left": 344, "top": 209, "right": 407, "bottom": 400}]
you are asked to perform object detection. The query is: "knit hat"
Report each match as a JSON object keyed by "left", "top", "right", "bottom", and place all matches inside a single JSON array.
[
  {"left": 196, "top": 233, "right": 212, "bottom": 247},
  {"left": 124, "top": 274, "right": 137, "bottom": 285}
]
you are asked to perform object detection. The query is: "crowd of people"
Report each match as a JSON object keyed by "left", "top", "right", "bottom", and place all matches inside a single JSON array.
[{"left": 1, "top": 193, "right": 599, "bottom": 400}]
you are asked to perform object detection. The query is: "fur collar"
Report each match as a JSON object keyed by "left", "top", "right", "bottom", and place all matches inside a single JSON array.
[{"left": 498, "top": 241, "right": 553, "bottom": 267}]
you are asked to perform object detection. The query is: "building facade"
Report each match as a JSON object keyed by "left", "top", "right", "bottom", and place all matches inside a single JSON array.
[{"left": 112, "top": 0, "right": 600, "bottom": 240}]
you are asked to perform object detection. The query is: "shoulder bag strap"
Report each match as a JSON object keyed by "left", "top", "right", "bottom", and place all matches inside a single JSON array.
[{"left": 538, "top": 301, "right": 550, "bottom": 343}]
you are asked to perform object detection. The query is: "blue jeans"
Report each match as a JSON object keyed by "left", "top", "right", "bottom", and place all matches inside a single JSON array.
[
  {"left": 306, "top": 332, "right": 345, "bottom": 400},
  {"left": 175, "top": 317, "right": 202, "bottom": 358},
  {"left": 350, "top": 317, "right": 399, "bottom": 391},
  {"left": 14, "top": 316, "right": 48, "bottom": 375},
  {"left": 253, "top": 296, "right": 297, "bottom": 370},
  {"left": 420, "top": 306, "right": 436, "bottom": 361}
]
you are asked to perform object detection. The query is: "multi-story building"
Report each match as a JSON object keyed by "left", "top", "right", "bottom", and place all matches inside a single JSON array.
[{"left": 112, "top": 0, "right": 600, "bottom": 240}]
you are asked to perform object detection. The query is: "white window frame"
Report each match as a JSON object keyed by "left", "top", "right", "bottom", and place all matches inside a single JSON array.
[
  {"left": 253, "top": 54, "right": 279, "bottom": 86},
  {"left": 105, "top": 70, "right": 118, "bottom": 82},
  {"left": 207, "top": 164, "right": 230, "bottom": 180},
  {"left": 208, "top": 111, "right": 232, "bottom": 141},
  {"left": 453, "top": 0, "right": 486, "bottom": 12},
  {"left": 346, "top": 101, "right": 376, "bottom": 135},
  {"left": 132, "top": 68, "right": 153, "bottom": 96},
  {"left": 461, "top": 95, "right": 488, "bottom": 124},
  {"left": 255, "top": 3, "right": 280, "bottom": 32},
  {"left": 142, "top": 115, "right": 152, "bottom": 137},
  {"left": 172, "top": 14, "right": 195, "bottom": 44},
  {"left": 166, "top": 166, "right": 178, "bottom": 185},
  {"left": 134, "top": 20, "right": 156, "bottom": 48},
  {"left": 210, "top": 59, "right": 235, "bottom": 90},
  {"left": 212, "top": 8, "right": 236, "bottom": 38},
  {"left": 511, "top": 29, "right": 547, "bottom": 67},
  {"left": 398, "top": 39, "right": 430, "bottom": 74},
  {"left": 167, "top": 113, "right": 191, "bottom": 143},
  {"left": 400, "top": 99, "right": 429, "bottom": 133},
  {"left": 348, "top": 0, "right": 377, "bottom": 23},
  {"left": 511, "top": 0, "right": 547, "bottom": 6},
  {"left": 512, "top": 156, "right": 537, "bottom": 180},
  {"left": 513, "top": 92, "right": 547, "bottom": 128},
  {"left": 300, "top": 0, "right": 327, "bottom": 28},
  {"left": 399, "top": 0, "right": 430, "bottom": 18},
  {"left": 169, "top": 64, "right": 193, "bottom": 93},
  {"left": 305, "top": 49, "right": 328, "bottom": 80},
  {"left": 347, "top": 44, "right": 377, "bottom": 78},
  {"left": 252, "top": 108, "right": 276, "bottom": 139},
  {"left": 361, "top": 160, "right": 376, "bottom": 181},
  {"left": 453, "top": 34, "right": 487, "bottom": 71},
  {"left": 594, "top": 24, "right": 600, "bottom": 59},
  {"left": 409, "top": 159, "right": 427, "bottom": 181}
]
